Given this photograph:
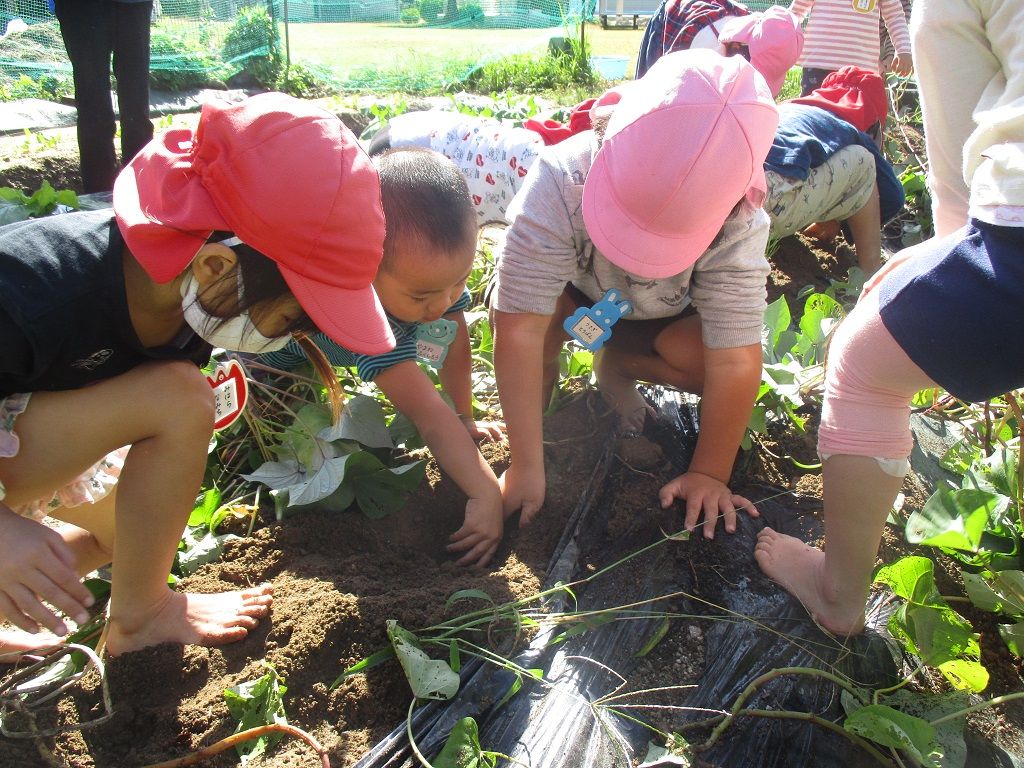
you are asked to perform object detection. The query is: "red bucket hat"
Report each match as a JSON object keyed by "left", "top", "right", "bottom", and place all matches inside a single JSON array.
[
  {"left": 113, "top": 92, "right": 394, "bottom": 355},
  {"left": 789, "top": 65, "right": 888, "bottom": 133}
]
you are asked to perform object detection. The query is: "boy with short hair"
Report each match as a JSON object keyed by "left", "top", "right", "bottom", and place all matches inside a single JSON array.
[{"left": 263, "top": 148, "right": 504, "bottom": 567}]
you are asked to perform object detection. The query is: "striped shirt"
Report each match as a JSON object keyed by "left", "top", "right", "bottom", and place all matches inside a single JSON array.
[
  {"left": 261, "top": 289, "right": 472, "bottom": 382},
  {"left": 790, "top": 0, "right": 911, "bottom": 74}
]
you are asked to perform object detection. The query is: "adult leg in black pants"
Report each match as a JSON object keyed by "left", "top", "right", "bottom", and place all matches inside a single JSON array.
[{"left": 54, "top": 0, "right": 154, "bottom": 193}]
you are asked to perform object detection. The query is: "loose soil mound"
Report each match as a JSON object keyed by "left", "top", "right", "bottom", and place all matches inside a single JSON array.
[
  {"left": 1, "top": 221, "right": 1021, "bottom": 767},
  {"left": 1, "top": 394, "right": 617, "bottom": 767}
]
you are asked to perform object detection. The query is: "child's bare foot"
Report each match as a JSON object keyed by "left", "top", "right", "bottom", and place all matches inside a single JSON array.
[
  {"left": 754, "top": 528, "right": 865, "bottom": 635},
  {"left": 595, "top": 362, "right": 654, "bottom": 432},
  {"left": 0, "top": 628, "right": 64, "bottom": 663},
  {"left": 105, "top": 585, "right": 273, "bottom": 656}
]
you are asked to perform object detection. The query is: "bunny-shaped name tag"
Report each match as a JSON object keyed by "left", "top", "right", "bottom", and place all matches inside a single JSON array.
[
  {"left": 415, "top": 318, "right": 459, "bottom": 368},
  {"left": 563, "top": 289, "right": 633, "bottom": 351}
]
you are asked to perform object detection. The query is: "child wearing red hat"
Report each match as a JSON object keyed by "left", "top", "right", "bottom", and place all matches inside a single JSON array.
[
  {"left": 493, "top": 50, "right": 778, "bottom": 537},
  {"left": 764, "top": 66, "right": 905, "bottom": 274},
  {"left": 0, "top": 93, "right": 391, "bottom": 659},
  {"left": 263, "top": 148, "right": 505, "bottom": 568}
]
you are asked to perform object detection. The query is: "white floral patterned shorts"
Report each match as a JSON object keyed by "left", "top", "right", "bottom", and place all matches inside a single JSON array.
[
  {"left": 0, "top": 393, "right": 128, "bottom": 522},
  {"left": 765, "top": 144, "right": 876, "bottom": 239}
]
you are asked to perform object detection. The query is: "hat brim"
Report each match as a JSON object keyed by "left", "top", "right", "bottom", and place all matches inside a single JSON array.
[
  {"left": 582, "top": 149, "right": 722, "bottom": 279},
  {"left": 279, "top": 264, "right": 396, "bottom": 356},
  {"left": 113, "top": 128, "right": 229, "bottom": 283}
]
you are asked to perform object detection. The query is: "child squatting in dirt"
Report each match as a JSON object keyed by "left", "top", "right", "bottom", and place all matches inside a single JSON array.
[
  {"left": 0, "top": 93, "right": 394, "bottom": 658},
  {"left": 262, "top": 148, "right": 505, "bottom": 568},
  {"left": 492, "top": 50, "right": 778, "bottom": 536}
]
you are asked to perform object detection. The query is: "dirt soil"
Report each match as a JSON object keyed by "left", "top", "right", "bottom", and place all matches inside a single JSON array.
[{"left": 0, "top": 142, "right": 1021, "bottom": 767}]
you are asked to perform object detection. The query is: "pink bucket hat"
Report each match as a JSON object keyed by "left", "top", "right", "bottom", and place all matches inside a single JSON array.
[
  {"left": 717, "top": 6, "right": 804, "bottom": 97},
  {"left": 582, "top": 50, "right": 779, "bottom": 279},
  {"left": 113, "top": 92, "right": 394, "bottom": 355}
]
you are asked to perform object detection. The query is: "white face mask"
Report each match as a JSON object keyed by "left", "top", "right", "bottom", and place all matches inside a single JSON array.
[{"left": 180, "top": 272, "right": 292, "bottom": 354}]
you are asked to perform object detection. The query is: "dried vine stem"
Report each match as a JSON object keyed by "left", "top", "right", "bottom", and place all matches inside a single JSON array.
[{"left": 140, "top": 723, "right": 330, "bottom": 768}]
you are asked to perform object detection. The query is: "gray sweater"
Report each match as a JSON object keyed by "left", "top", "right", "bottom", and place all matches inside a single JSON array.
[{"left": 492, "top": 132, "right": 771, "bottom": 349}]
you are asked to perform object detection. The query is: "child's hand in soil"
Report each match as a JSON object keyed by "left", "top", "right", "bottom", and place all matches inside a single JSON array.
[
  {"left": 499, "top": 464, "right": 545, "bottom": 525},
  {"left": 460, "top": 415, "right": 505, "bottom": 443},
  {"left": 0, "top": 506, "right": 94, "bottom": 636},
  {"left": 448, "top": 493, "right": 504, "bottom": 568},
  {"left": 658, "top": 471, "right": 759, "bottom": 539}
]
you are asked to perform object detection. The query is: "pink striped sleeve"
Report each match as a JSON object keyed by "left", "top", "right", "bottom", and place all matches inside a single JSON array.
[
  {"left": 880, "top": 0, "right": 911, "bottom": 53},
  {"left": 789, "top": 0, "right": 813, "bottom": 23}
]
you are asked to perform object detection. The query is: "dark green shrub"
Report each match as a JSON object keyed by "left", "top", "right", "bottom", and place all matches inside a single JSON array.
[
  {"left": 221, "top": 5, "right": 282, "bottom": 88},
  {"left": 401, "top": 5, "right": 422, "bottom": 22},
  {"left": 149, "top": 30, "right": 225, "bottom": 91},
  {"left": 0, "top": 72, "right": 73, "bottom": 103},
  {"left": 421, "top": 0, "right": 443, "bottom": 21},
  {"left": 280, "top": 61, "right": 340, "bottom": 99},
  {"left": 460, "top": 0, "right": 484, "bottom": 19}
]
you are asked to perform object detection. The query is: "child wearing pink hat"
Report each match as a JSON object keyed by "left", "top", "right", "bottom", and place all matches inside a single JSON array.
[
  {"left": 636, "top": 0, "right": 803, "bottom": 98},
  {"left": 0, "top": 93, "right": 391, "bottom": 659},
  {"left": 493, "top": 50, "right": 779, "bottom": 536}
]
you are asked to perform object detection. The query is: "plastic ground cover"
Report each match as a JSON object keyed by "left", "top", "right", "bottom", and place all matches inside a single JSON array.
[{"left": 356, "top": 388, "right": 1024, "bottom": 768}]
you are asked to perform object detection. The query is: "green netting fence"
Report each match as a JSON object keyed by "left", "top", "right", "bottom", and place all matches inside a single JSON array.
[{"left": 0, "top": 0, "right": 784, "bottom": 98}]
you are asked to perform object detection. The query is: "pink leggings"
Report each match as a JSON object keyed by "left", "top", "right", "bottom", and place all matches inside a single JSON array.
[{"left": 818, "top": 287, "right": 935, "bottom": 463}]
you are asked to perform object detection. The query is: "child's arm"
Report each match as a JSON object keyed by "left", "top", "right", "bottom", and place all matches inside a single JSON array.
[
  {"left": 374, "top": 360, "right": 503, "bottom": 567},
  {"left": 658, "top": 343, "right": 762, "bottom": 539},
  {"left": 437, "top": 311, "right": 503, "bottom": 442},
  {"left": 0, "top": 503, "right": 94, "bottom": 635},
  {"left": 880, "top": 0, "right": 913, "bottom": 76},
  {"left": 493, "top": 309, "right": 551, "bottom": 524}
]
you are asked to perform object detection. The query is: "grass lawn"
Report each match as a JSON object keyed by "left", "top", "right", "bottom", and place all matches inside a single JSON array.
[{"left": 281, "top": 20, "right": 645, "bottom": 80}]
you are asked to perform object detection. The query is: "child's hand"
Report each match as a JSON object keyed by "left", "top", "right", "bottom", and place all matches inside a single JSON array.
[
  {"left": 499, "top": 464, "right": 546, "bottom": 525},
  {"left": 890, "top": 53, "right": 913, "bottom": 77},
  {"left": 658, "top": 471, "right": 759, "bottom": 539},
  {"left": 0, "top": 507, "right": 93, "bottom": 636},
  {"left": 447, "top": 494, "right": 504, "bottom": 567},
  {"left": 460, "top": 415, "right": 505, "bottom": 443}
]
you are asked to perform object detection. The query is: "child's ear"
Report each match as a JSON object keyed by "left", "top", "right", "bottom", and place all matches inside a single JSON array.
[
  {"left": 191, "top": 242, "right": 240, "bottom": 288},
  {"left": 189, "top": 243, "right": 241, "bottom": 311}
]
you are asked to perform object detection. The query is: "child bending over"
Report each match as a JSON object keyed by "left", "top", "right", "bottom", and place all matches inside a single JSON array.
[
  {"left": 636, "top": 0, "right": 804, "bottom": 97},
  {"left": 765, "top": 66, "right": 905, "bottom": 275},
  {"left": 493, "top": 50, "right": 778, "bottom": 537},
  {"left": 263, "top": 148, "right": 504, "bottom": 567},
  {"left": 367, "top": 110, "right": 544, "bottom": 227},
  {"left": 756, "top": 101, "right": 1024, "bottom": 634},
  {"left": 0, "top": 94, "right": 393, "bottom": 658}
]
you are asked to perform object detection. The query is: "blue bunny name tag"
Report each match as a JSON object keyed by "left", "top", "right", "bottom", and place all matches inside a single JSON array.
[
  {"left": 563, "top": 289, "right": 633, "bottom": 351},
  {"left": 415, "top": 318, "right": 459, "bottom": 368}
]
